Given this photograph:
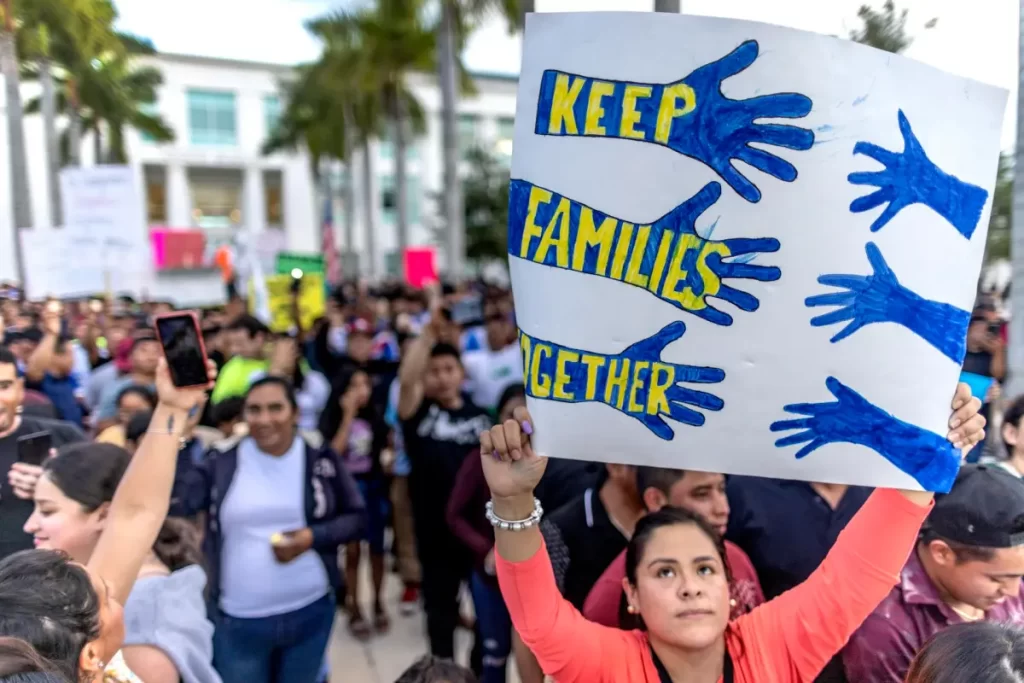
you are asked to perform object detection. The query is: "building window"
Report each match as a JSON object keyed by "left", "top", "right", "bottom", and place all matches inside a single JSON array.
[
  {"left": 188, "top": 168, "right": 243, "bottom": 228},
  {"left": 379, "top": 126, "right": 419, "bottom": 161},
  {"left": 381, "top": 175, "right": 421, "bottom": 226},
  {"left": 263, "top": 169, "right": 284, "bottom": 228},
  {"left": 264, "top": 95, "right": 282, "bottom": 135},
  {"left": 495, "top": 116, "right": 514, "bottom": 160},
  {"left": 384, "top": 251, "right": 401, "bottom": 277},
  {"left": 458, "top": 114, "right": 479, "bottom": 157},
  {"left": 187, "top": 89, "right": 237, "bottom": 146},
  {"left": 144, "top": 165, "right": 166, "bottom": 224}
]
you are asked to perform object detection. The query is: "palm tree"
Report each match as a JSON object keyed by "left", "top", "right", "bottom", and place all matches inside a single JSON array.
[
  {"left": 320, "top": 2, "right": 430, "bottom": 278},
  {"left": 24, "top": 38, "right": 174, "bottom": 165},
  {"left": 263, "top": 58, "right": 360, "bottom": 275},
  {"left": 436, "top": 0, "right": 522, "bottom": 279},
  {"left": 1, "top": 0, "right": 34, "bottom": 283},
  {"left": 1011, "top": 0, "right": 1024, "bottom": 395}
]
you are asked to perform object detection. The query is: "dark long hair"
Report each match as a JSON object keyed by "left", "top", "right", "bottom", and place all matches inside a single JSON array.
[
  {"left": 0, "top": 551, "right": 99, "bottom": 682},
  {"left": 319, "top": 368, "right": 388, "bottom": 455},
  {"left": 621, "top": 506, "right": 731, "bottom": 631},
  {"left": 0, "top": 637, "right": 69, "bottom": 682},
  {"left": 906, "top": 622, "right": 1024, "bottom": 683},
  {"left": 43, "top": 442, "right": 202, "bottom": 571}
]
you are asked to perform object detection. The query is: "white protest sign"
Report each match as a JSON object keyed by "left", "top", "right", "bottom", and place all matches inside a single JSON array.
[
  {"left": 20, "top": 226, "right": 104, "bottom": 299},
  {"left": 60, "top": 165, "right": 151, "bottom": 295},
  {"left": 508, "top": 13, "right": 1007, "bottom": 491}
]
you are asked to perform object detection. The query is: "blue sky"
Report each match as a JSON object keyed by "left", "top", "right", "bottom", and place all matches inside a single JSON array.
[{"left": 114, "top": 0, "right": 1020, "bottom": 147}]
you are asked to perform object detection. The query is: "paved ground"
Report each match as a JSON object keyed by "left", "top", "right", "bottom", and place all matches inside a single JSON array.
[{"left": 328, "top": 562, "right": 514, "bottom": 682}]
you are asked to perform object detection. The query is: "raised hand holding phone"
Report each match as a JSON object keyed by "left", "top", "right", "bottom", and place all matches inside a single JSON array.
[{"left": 154, "top": 311, "right": 211, "bottom": 388}]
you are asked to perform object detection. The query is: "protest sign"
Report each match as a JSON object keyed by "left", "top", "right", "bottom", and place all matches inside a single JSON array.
[
  {"left": 250, "top": 273, "right": 326, "bottom": 333},
  {"left": 509, "top": 12, "right": 1007, "bottom": 491},
  {"left": 276, "top": 251, "right": 325, "bottom": 276},
  {"left": 58, "top": 166, "right": 150, "bottom": 296},
  {"left": 403, "top": 247, "right": 438, "bottom": 288}
]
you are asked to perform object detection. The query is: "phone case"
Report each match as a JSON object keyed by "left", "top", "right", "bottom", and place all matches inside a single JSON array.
[{"left": 152, "top": 311, "right": 210, "bottom": 389}]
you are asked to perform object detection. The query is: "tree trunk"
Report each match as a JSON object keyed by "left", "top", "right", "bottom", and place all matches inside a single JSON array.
[
  {"left": 40, "top": 58, "right": 61, "bottom": 227},
  {"left": 93, "top": 123, "right": 103, "bottom": 164},
  {"left": 438, "top": 0, "right": 464, "bottom": 278},
  {"left": 1009, "top": 0, "right": 1024, "bottom": 396},
  {"left": 654, "top": 0, "right": 680, "bottom": 11},
  {"left": 341, "top": 105, "right": 357, "bottom": 277},
  {"left": 68, "top": 79, "right": 82, "bottom": 166},
  {"left": 361, "top": 141, "right": 377, "bottom": 279},
  {"left": 392, "top": 90, "right": 410, "bottom": 281},
  {"left": 0, "top": 4, "right": 33, "bottom": 283}
]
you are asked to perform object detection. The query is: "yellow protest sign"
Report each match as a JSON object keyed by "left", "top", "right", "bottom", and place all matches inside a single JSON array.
[{"left": 250, "top": 274, "right": 325, "bottom": 333}]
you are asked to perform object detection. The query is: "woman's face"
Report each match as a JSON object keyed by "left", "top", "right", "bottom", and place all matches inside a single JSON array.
[
  {"left": 498, "top": 395, "right": 526, "bottom": 424},
  {"left": 244, "top": 383, "right": 297, "bottom": 454},
  {"left": 117, "top": 391, "right": 151, "bottom": 426},
  {"left": 79, "top": 564, "right": 125, "bottom": 676},
  {"left": 350, "top": 371, "right": 372, "bottom": 408},
  {"left": 24, "top": 473, "right": 105, "bottom": 563},
  {"left": 623, "top": 523, "right": 731, "bottom": 651}
]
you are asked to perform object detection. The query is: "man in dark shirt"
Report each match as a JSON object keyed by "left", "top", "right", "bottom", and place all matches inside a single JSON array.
[
  {"left": 398, "top": 318, "right": 491, "bottom": 660},
  {"left": 0, "top": 346, "right": 86, "bottom": 559}
]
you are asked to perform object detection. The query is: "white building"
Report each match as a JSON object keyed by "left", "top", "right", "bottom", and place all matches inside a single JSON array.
[{"left": 0, "top": 52, "right": 518, "bottom": 303}]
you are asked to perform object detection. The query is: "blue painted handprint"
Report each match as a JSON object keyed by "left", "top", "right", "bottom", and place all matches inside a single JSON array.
[
  {"left": 770, "top": 376, "right": 960, "bottom": 492},
  {"left": 520, "top": 322, "right": 725, "bottom": 441},
  {"left": 509, "top": 179, "right": 781, "bottom": 327},
  {"left": 806, "top": 242, "right": 970, "bottom": 363},
  {"left": 534, "top": 40, "right": 814, "bottom": 202},
  {"left": 849, "top": 110, "right": 988, "bottom": 239}
]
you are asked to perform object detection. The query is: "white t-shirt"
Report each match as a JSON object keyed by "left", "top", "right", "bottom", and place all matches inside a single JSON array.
[
  {"left": 219, "top": 436, "right": 329, "bottom": 618},
  {"left": 462, "top": 342, "right": 523, "bottom": 412}
]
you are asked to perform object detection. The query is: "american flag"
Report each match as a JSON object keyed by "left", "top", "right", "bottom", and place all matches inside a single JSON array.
[{"left": 321, "top": 194, "right": 342, "bottom": 285}]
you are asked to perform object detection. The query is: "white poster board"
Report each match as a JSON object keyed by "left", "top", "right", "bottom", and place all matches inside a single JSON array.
[
  {"left": 59, "top": 165, "right": 151, "bottom": 295},
  {"left": 508, "top": 13, "right": 1007, "bottom": 491}
]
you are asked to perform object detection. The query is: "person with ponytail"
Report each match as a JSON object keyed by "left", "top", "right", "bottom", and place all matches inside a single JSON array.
[
  {"left": 20, "top": 441, "right": 220, "bottom": 683},
  {"left": 0, "top": 357, "right": 215, "bottom": 683},
  {"left": 479, "top": 382, "right": 985, "bottom": 683}
]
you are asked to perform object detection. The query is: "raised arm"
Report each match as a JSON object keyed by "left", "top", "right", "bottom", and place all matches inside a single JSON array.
[
  {"left": 483, "top": 410, "right": 637, "bottom": 682},
  {"left": 25, "top": 308, "right": 65, "bottom": 383},
  {"left": 737, "top": 384, "right": 984, "bottom": 681},
  {"left": 88, "top": 358, "right": 216, "bottom": 606}
]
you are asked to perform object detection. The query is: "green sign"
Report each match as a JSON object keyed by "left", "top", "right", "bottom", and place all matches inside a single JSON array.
[{"left": 275, "top": 252, "right": 324, "bottom": 276}]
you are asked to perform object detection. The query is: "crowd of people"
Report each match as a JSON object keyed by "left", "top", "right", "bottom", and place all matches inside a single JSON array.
[{"left": 0, "top": 277, "right": 1019, "bottom": 683}]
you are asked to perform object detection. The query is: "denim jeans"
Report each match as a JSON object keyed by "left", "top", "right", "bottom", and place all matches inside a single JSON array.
[
  {"left": 469, "top": 572, "right": 511, "bottom": 683},
  {"left": 213, "top": 594, "right": 335, "bottom": 683}
]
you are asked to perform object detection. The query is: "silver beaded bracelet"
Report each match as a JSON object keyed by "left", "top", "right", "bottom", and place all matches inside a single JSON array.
[{"left": 485, "top": 498, "right": 544, "bottom": 531}]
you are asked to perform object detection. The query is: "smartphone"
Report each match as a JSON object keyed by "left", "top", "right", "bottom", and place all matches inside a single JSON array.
[
  {"left": 17, "top": 431, "right": 52, "bottom": 466},
  {"left": 154, "top": 311, "right": 210, "bottom": 388},
  {"left": 989, "top": 322, "right": 1003, "bottom": 336}
]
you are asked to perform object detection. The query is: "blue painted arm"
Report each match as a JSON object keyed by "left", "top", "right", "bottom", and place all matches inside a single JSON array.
[
  {"left": 848, "top": 110, "right": 988, "bottom": 239},
  {"left": 534, "top": 40, "right": 814, "bottom": 202},
  {"left": 508, "top": 179, "right": 782, "bottom": 327},
  {"left": 805, "top": 242, "right": 970, "bottom": 363},
  {"left": 521, "top": 321, "right": 725, "bottom": 441},
  {"left": 770, "top": 376, "right": 959, "bottom": 492}
]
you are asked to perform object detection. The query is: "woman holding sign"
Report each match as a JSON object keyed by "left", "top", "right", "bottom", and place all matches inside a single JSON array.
[{"left": 479, "top": 383, "right": 984, "bottom": 683}]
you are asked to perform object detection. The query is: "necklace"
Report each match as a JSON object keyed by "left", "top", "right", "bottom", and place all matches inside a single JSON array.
[{"left": 949, "top": 604, "right": 984, "bottom": 621}]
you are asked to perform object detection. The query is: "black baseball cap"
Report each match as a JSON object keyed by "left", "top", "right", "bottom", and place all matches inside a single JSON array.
[{"left": 925, "top": 465, "right": 1024, "bottom": 548}]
